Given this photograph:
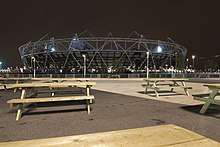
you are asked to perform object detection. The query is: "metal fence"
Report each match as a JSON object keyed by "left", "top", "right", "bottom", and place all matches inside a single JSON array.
[{"left": 3, "top": 73, "right": 220, "bottom": 79}]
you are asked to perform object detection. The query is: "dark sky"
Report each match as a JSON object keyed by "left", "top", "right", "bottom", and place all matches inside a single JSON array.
[{"left": 1, "top": 0, "right": 220, "bottom": 68}]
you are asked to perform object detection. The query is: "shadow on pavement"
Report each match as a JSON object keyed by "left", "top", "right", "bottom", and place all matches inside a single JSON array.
[
  {"left": 181, "top": 104, "right": 220, "bottom": 119},
  {"left": 138, "top": 90, "right": 185, "bottom": 97}
]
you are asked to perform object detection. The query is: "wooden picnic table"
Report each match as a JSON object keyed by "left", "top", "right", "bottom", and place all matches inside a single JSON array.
[
  {"left": 0, "top": 77, "right": 32, "bottom": 90},
  {"left": 142, "top": 78, "right": 192, "bottom": 98},
  {"left": 7, "top": 82, "right": 96, "bottom": 121},
  {"left": 193, "top": 84, "right": 220, "bottom": 114}
]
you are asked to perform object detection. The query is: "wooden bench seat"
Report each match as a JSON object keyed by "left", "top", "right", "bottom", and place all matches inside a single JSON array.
[
  {"left": 7, "top": 95, "right": 94, "bottom": 106},
  {"left": 7, "top": 95, "right": 95, "bottom": 121}
]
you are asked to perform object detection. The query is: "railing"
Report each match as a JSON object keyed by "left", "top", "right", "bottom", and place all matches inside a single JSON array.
[{"left": 2, "top": 73, "right": 220, "bottom": 79}]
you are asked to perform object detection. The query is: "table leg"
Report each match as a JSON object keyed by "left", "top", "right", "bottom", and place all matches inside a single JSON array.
[
  {"left": 87, "top": 100, "right": 91, "bottom": 115},
  {"left": 182, "top": 81, "right": 190, "bottom": 96},
  {"left": 87, "top": 86, "right": 93, "bottom": 103},
  {"left": 16, "top": 89, "right": 26, "bottom": 121},
  {"left": 14, "top": 80, "right": 19, "bottom": 92},
  {"left": 155, "top": 91, "right": 159, "bottom": 98},
  {"left": 28, "top": 88, "right": 38, "bottom": 98},
  {"left": 171, "top": 81, "right": 178, "bottom": 92},
  {"left": 144, "top": 82, "right": 150, "bottom": 94},
  {"left": 16, "top": 104, "right": 23, "bottom": 121},
  {"left": 153, "top": 82, "right": 159, "bottom": 98},
  {"left": 51, "top": 80, "right": 59, "bottom": 96},
  {"left": 199, "top": 90, "right": 218, "bottom": 114},
  {"left": 184, "top": 89, "right": 190, "bottom": 96},
  {"left": 3, "top": 84, "right": 7, "bottom": 90}
]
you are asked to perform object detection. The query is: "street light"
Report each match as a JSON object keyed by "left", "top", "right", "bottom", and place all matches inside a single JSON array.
[
  {"left": 82, "top": 54, "right": 86, "bottom": 78},
  {"left": 0, "top": 62, "right": 2, "bottom": 69},
  {"left": 31, "top": 56, "right": 36, "bottom": 78},
  {"left": 186, "top": 58, "right": 189, "bottom": 69},
  {"left": 146, "top": 51, "right": 149, "bottom": 78},
  {"left": 192, "top": 55, "right": 195, "bottom": 69}
]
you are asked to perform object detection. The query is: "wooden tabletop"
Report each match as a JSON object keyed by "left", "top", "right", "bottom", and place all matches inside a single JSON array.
[
  {"left": 0, "top": 124, "right": 219, "bottom": 147},
  {"left": 143, "top": 78, "right": 189, "bottom": 82},
  {"left": 10, "top": 82, "right": 96, "bottom": 88},
  {"left": 204, "top": 84, "right": 220, "bottom": 87},
  {"left": 31, "top": 78, "right": 91, "bottom": 81},
  {"left": 203, "top": 84, "right": 220, "bottom": 90},
  {"left": 0, "top": 77, "right": 32, "bottom": 81}
]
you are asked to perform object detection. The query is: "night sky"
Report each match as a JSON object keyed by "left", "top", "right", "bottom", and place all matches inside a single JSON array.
[{"left": 1, "top": 0, "right": 220, "bottom": 68}]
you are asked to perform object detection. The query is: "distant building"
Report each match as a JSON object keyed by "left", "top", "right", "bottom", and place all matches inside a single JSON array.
[{"left": 18, "top": 31, "right": 187, "bottom": 73}]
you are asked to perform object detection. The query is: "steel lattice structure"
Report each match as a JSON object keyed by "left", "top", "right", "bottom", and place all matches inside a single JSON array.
[{"left": 18, "top": 30, "right": 187, "bottom": 73}]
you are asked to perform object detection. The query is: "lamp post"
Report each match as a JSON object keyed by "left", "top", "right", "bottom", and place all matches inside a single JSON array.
[
  {"left": 175, "top": 52, "right": 177, "bottom": 69},
  {"left": 192, "top": 55, "right": 195, "bottom": 69},
  {"left": 186, "top": 58, "right": 189, "bottom": 69},
  {"left": 146, "top": 51, "right": 149, "bottom": 78},
  {"left": 82, "top": 54, "right": 86, "bottom": 78},
  {"left": 31, "top": 56, "right": 36, "bottom": 78}
]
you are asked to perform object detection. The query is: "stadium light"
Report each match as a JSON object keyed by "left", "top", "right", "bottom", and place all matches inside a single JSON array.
[
  {"left": 157, "top": 46, "right": 162, "bottom": 53},
  {"left": 51, "top": 47, "right": 55, "bottom": 52},
  {"left": 82, "top": 54, "right": 86, "bottom": 78}
]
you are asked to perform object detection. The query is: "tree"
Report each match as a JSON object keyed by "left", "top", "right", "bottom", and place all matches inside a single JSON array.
[
  {"left": 203, "top": 59, "right": 219, "bottom": 72},
  {"left": 175, "top": 54, "right": 185, "bottom": 70}
]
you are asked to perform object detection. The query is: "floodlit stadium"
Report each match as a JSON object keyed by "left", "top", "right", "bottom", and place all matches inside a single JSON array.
[{"left": 18, "top": 30, "right": 187, "bottom": 73}]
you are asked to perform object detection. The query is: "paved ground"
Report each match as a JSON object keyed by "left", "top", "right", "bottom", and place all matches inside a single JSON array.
[
  {"left": 92, "top": 79, "right": 211, "bottom": 105},
  {"left": 0, "top": 79, "right": 220, "bottom": 143}
]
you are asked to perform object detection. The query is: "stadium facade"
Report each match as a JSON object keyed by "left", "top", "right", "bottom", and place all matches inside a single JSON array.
[{"left": 18, "top": 30, "right": 187, "bottom": 73}]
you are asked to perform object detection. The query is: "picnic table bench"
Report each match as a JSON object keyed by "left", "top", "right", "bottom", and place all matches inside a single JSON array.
[
  {"left": 193, "top": 84, "right": 220, "bottom": 114},
  {"left": 7, "top": 82, "right": 96, "bottom": 121},
  {"left": 142, "top": 78, "right": 192, "bottom": 98}
]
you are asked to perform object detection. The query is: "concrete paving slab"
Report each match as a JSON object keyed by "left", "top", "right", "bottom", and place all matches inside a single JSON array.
[{"left": 92, "top": 79, "right": 210, "bottom": 105}]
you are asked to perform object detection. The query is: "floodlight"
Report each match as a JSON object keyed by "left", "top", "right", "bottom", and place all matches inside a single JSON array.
[
  {"left": 51, "top": 47, "right": 55, "bottom": 52},
  {"left": 157, "top": 46, "right": 162, "bottom": 53}
]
